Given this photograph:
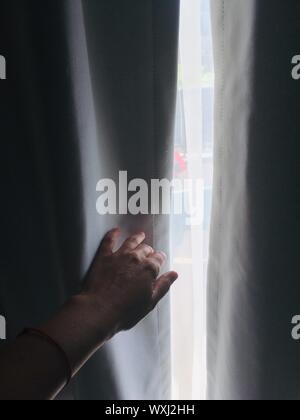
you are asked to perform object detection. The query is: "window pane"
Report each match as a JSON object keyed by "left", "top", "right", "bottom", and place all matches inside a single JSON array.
[{"left": 171, "top": 0, "right": 214, "bottom": 401}]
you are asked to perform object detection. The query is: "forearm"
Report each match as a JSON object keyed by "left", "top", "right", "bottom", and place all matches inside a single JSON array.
[
  {"left": 0, "top": 296, "right": 110, "bottom": 400},
  {"left": 0, "top": 229, "right": 177, "bottom": 400},
  {"left": 41, "top": 295, "right": 113, "bottom": 376}
]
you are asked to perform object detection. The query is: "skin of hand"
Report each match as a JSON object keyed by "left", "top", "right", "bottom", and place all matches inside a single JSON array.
[
  {"left": 0, "top": 229, "right": 178, "bottom": 400},
  {"left": 80, "top": 228, "right": 179, "bottom": 337},
  {"left": 40, "top": 228, "right": 178, "bottom": 382}
]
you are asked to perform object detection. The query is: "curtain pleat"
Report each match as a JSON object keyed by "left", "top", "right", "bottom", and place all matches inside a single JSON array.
[
  {"left": 208, "top": 0, "right": 300, "bottom": 400},
  {"left": 0, "top": 0, "right": 179, "bottom": 400}
]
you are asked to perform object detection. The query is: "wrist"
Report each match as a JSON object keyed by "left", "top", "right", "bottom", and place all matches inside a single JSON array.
[
  {"left": 71, "top": 293, "right": 120, "bottom": 342},
  {"left": 39, "top": 294, "right": 116, "bottom": 374}
]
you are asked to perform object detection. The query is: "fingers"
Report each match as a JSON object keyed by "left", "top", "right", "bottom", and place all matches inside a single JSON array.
[
  {"left": 118, "top": 232, "right": 146, "bottom": 253},
  {"left": 135, "top": 244, "right": 154, "bottom": 259},
  {"left": 152, "top": 271, "right": 179, "bottom": 307},
  {"left": 144, "top": 251, "right": 167, "bottom": 277},
  {"left": 98, "top": 228, "right": 120, "bottom": 257},
  {"left": 100, "top": 230, "right": 169, "bottom": 281},
  {"left": 148, "top": 251, "right": 167, "bottom": 267}
]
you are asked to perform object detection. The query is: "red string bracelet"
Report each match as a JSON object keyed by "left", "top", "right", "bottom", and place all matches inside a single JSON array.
[{"left": 19, "top": 328, "right": 73, "bottom": 387}]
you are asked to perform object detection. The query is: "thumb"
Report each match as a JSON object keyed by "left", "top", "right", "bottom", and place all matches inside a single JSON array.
[{"left": 152, "top": 271, "right": 178, "bottom": 307}]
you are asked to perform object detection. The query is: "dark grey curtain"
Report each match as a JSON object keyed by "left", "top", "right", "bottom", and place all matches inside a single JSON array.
[
  {"left": 0, "top": 0, "right": 179, "bottom": 400},
  {"left": 208, "top": 0, "right": 300, "bottom": 400}
]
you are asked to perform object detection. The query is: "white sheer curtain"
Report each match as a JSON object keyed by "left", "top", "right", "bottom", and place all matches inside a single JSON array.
[{"left": 171, "top": 0, "right": 214, "bottom": 400}]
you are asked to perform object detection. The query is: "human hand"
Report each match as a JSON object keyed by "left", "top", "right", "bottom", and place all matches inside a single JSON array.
[{"left": 81, "top": 229, "right": 178, "bottom": 336}]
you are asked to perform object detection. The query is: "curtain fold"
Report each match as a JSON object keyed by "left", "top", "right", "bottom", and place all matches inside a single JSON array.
[
  {"left": 0, "top": 0, "right": 179, "bottom": 400},
  {"left": 208, "top": 0, "right": 300, "bottom": 400}
]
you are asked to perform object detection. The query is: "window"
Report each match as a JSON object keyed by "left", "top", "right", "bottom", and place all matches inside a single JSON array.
[{"left": 171, "top": 0, "right": 214, "bottom": 400}]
